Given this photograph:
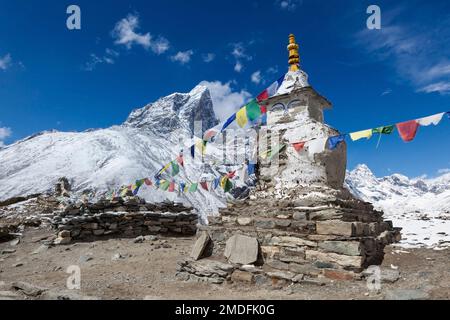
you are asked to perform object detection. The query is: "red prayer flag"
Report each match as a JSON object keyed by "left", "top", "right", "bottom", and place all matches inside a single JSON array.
[
  {"left": 144, "top": 178, "right": 152, "bottom": 186},
  {"left": 176, "top": 155, "right": 184, "bottom": 167},
  {"left": 169, "top": 181, "right": 175, "bottom": 192},
  {"left": 260, "top": 105, "right": 267, "bottom": 114},
  {"left": 396, "top": 120, "right": 419, "bottom": 142},
  {"left": 293, "top": 142, "right": 306, "bottom": 152},
  {"left": 257, "top": 90, "right": 269, "bottom": 102},
  {"left": 227, "top": 171, "right": 236, "bottom": 179},
  {"left": 200, "top": 181, "right": 209, "bottom": 191}
]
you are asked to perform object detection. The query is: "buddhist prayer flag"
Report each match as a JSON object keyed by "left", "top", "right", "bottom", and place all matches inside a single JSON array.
[
  {"left": 190, "top": 145, "right": 195, "bottom": 158},
  {"left": 328, "top": 135, "right": 346, "bottom": 150},
  {"left": 246, "top": 100, "right": 262, "bottom": 121},
  {"left": 180, "top": 183, "right": 186, "bottom": 193},
  {"left": 350, "top": 129, "right": 373, "bottom": 141},
  {"left": 221, "top": 114, "right": 236, "bottom": 132},
  {"left": 396, "top": 120, "right": 419, "bottom": 142},
  {"left": 135, "top": 179, "right": 144, "bottom": 188},
  {"left": 158, "top": 163, "right": 171, "bottom": 176},
  {"left": 144, "top": 178, "right": 152, "bottom": 186},
  {"left": 248, "top": 163, "right": 256, "bottom": 176},
  {"left": 220, "top": 176, "right": 233, "bottom": 193},
  {"left": 372, "top": 126, "right": 395, "bottom": 135},
  {"left": 195, "top": 139, "right": 207, "bottom": 155},
  {"left": 213, "top": 178, "right": 220, "bottom": 190},
  {"left": 227, "top": 171, "right": 236, "bottom": 179},
  {"left": 293, "top": 142, "right": 306, "bottom": 152},
  {"left": 236, "top": 107, "right": 248, "bottom": 128},
  {"left": 200, "top": 181, "right": 209, "bottom": 191},
  {"left": 169, "top": 181, "right": 175, "bottom": 192},
  {"left": 189, "top": 183, "right": 198, "bottom": 193},
  {"left": 160, "top": 180, "right": 170, "bottom": 191},
  {"left": 203, "top": 128, "right": 218, "bottom": 141},
  {"left": 176, "top": 154, "right": 184, "bottom": 167},
  {"left": 171, "top": 161, "right": 180, "bottom": 176},
  {"left": 417, "top": 112, "right": 445, "bottom": 126}
]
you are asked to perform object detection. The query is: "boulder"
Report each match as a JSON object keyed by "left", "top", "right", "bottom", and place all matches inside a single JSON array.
[
  {"left": 224, "top": 235, "right": 259, "bottom": 265},
  {"left": 190, "top": 232, "right": 211, "bottom": 261}
]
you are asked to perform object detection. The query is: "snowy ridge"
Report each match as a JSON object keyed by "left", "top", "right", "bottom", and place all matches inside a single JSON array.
[
  {"left": 346, "top": 164, "right": 450, "bottom": 249},
  {"left": 0, "top": 85, "right": 225, "bottom": 221}
]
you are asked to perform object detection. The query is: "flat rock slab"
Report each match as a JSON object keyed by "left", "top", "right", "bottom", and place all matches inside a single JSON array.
[
  {"left": 190, "top": 232, "right": 210, "bottom": 261},
  {"left": 225, "top": 235, "right": 259, "bottom": 265},
  {"left": 385, "top": 289, "right": 429, "bottom": 300}
]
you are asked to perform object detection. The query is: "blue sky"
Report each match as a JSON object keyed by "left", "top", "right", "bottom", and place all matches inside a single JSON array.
[{"left": 0, "top": 0, "right": 449, "bottom": 178}]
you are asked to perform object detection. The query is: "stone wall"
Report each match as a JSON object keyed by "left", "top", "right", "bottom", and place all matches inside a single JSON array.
[
  {"left": 177, "top": 187, "right": 401, "bottom": 285},
  {"left": 51, "top": 197, "right": 198, "bottom": 244}
]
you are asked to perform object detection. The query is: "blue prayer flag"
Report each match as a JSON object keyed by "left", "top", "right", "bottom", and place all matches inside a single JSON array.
[
  {"left": 221, "top": 114, "right": 237, "bottom": 132},
  {"left": 248, "top": 163, "right": 256, "bottom": 176},
  {"left": 328, "top": 135, "right": 346, "bottom": 150}
]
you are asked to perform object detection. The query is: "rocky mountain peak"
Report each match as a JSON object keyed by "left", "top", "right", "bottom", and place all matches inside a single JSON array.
[{"left": 123, "top": 84, "right": 218, "bottom": 136}]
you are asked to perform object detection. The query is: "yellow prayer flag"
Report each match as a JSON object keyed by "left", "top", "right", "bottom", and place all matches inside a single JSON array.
[
  {"left": 195, "top": 140, "right": 206, "bottom": 155},
  {"left": 236, "top": 107, "right": 248, "bottom": 128},
  {"left": 350, "top": 129, "right": 373, "bottom": 141}
]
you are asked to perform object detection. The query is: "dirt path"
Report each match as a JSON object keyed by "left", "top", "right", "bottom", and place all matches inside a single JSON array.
[{"left": 1, "top": 227, "right": 449, "bottom": 300}]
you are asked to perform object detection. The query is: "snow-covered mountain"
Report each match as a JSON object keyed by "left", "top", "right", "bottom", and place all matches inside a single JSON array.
[
  {"left": 0, "top": 85, "right": 228, "bottom": 220},
  {"left": 346, "top": 164, "right": 450, "bottom": 249}
]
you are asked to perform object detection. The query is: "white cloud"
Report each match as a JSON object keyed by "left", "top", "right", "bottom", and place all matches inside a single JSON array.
[
  {"left": 419, "top": 82, "right": 450, "bottom": 94},
  {"left": 234, "top": 61, "right": 243, "bottom": 73},
  {"left": 381, "top": 88, "right": 392, "bottom": 96},
  {"left": 112, "top": 14, "right": 170, "bottom": 54},
  {"left": 83, "top": 48, "right": 119, "bottom": 71},
  {"left": 0, "top": 54, "right": 12, "bottom": 70},
  {"left": 171, "top": 50, "right": 194, "bottom": 65},
  {"left": 267, "top": 66, "right": 279, "bottom": 74},
  {"left": 438, "top": 168, "right": 450, "bottom": 175},
  {"left": 251, "top": 71, "right": 262, "bottom": 84},
  {"left": 355, "top": 9, "right": 450, "bottom": 95},
  {"left": 0, "top": 127, "right": 12, "bottom": 147},
  {"left": 199, "top": 80, "right": 252, "bottom": 122},
  {"left": 231, "top": 42, "right": 252, "bottom": 73},
  {"left": 202, "top": 53, "right": 216, "bottom": 63},
  {"left": 276, "top": 0, "right": 302, "bottom": 11}
]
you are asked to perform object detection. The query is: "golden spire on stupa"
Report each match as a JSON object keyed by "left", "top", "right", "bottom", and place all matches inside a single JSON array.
[{"left": 287, "top": 34, "right": 300, "bottom": 72}]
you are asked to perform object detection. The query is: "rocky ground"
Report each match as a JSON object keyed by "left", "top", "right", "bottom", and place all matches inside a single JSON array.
[{"left": 0, "top": 226, "right": 449, "bottom": 300}]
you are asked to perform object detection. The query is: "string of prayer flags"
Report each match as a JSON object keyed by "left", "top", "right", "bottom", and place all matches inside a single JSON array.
[
  {"left": 417, "top": 112, "right": 446, "bottom": 126},
  {"left": 350, "top": 129, "right": 373, "bottom": 142},
  {"left": 236, "top": 107, "right": 248, "bottom": 128},
  {"left": 257, "top": 75, "right": 285, "bottom": 102},
  {"left": 246, "top": 100, "right": 262, "bottom": 122},
  {"left": 396, "top": 120, "right": 419, "bottom": 142},
  {"left": 328, "top": 134, "right": 347, "bottom": 150}
]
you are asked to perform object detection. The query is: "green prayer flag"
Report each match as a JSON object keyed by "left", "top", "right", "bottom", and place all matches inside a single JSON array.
[
  {"left": 135, "top": 179, "right": 144, "bottom": 188},
  {"left": 223, "top": 178, "right": 233, "bottom": 193},
  {"left": 160, "top": 180, "right": 170, "bottom": 191},
  {"left": 246, "top": 99, "right": 262, "bottom": 121},
  {"left": 189, "top": 183, "right": 198, "bottom": 192},
  {"left": 171, "top": 161, "right": 180, "bottom": 176},
  {"left": 372, "top": 125, "right": 395, "bottom": 135},
  {"left": 269, "top": 144, "right": 287, "bottom": 160}
]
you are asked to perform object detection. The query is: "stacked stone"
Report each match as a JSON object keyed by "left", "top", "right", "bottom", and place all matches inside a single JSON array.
[
  {"left": 51, "top": 197, "right": 198, "bottom": 244},
  {"left": 177, "top": 187, "right": 401, "bottom": 284}
]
